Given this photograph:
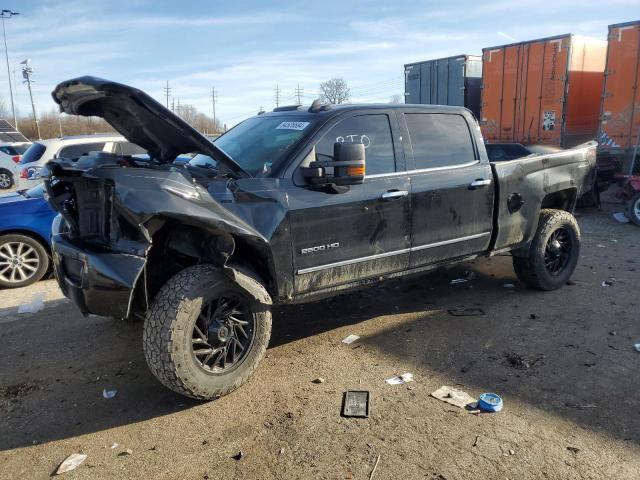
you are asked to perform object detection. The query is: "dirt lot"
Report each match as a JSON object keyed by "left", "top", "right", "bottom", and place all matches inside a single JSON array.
[{"left": 0, "top": 196, "right": 639, "bottom": 480}]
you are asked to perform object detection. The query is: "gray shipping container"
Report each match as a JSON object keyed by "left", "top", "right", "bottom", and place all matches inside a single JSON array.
[{"left": 404, "top": 55, "right": 482, "bottom": 118}]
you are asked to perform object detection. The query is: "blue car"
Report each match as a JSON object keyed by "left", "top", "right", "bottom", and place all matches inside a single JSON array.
[{"left": 0, "top": 184, "right": 57, "bottom": 288}]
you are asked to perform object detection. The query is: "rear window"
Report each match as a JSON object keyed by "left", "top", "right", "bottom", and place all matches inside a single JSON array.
[
  {"left": 115, "top": 141, "right": 147, "bottom": 156},
  {"left": 19, "top": 143, "right": 46, "bottom": 165},
  {"left": 0, "top": 144, "right": 28, "bottom": 155},
  {"left": 58, "top": 142, "right": 106, "bottom": 160},
  {"left": 405, "top": 113, "right": 476, "bottom": 169}
]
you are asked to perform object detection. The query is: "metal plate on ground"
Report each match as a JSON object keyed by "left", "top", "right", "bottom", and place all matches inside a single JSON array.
[{"left": 342, "top": 390, "right": 370, "bottom": 418}]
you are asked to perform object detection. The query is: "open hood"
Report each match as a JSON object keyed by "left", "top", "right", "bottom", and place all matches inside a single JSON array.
[{"left": 52, "top": 76, "right": 249, "bottom": 177}]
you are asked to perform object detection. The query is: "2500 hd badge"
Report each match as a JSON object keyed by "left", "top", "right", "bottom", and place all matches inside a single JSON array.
[{"left": 301, "top": 242, "right": 340, "bottom": 255}]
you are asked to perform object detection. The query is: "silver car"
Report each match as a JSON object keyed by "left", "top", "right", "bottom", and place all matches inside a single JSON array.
[{"left": 16, "top": 134, "right": 146, "bottom": 189}]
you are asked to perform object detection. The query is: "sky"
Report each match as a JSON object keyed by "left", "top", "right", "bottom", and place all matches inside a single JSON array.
[{"left": 3, "top": 0, "right": 639, "bottom": 128}]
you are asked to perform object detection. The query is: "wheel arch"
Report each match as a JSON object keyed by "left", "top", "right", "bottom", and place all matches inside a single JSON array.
[
  {"left": 540, "top": 187, "right": 578, "bottom": 213},
  {"left": 0, "top": 229, "right": 51, "bottom": 253}
]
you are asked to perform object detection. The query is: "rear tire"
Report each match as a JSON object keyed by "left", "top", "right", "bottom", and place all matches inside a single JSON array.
[
  {"left": 627, "top": 192, "right": 640, "bottom": 226},
  {"left": 513, "top": 209, "right": 580, "bottom": 291},
  {"left": 0, "top": 169, "right": 13, "bottom": 190},
  {"left": 0, "top": 234, "right": 49, "bottom": 288},
  {"left": 143, "top": 264, "right": 272, "bottom": 400}
]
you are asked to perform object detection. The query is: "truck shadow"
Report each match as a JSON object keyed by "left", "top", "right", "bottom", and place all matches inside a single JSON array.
[{"left": 0, "top": 253, "right": 637, "bottom": 451}]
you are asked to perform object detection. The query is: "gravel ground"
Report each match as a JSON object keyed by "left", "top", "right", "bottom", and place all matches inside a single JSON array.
[{"left": 0, "top": 195, "right": 638, "bottom": 479}]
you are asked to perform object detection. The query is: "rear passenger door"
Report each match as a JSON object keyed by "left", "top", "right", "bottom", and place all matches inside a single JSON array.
[{"left": 401, "top": 111, "right": 494, "bottom": 267}]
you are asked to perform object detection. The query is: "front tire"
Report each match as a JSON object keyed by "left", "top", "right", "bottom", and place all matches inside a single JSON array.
[
  {"left": 0, "top": 234, "right": 49, "bottom": 288},
  {"left": 513, "top": 209, "right": 581, "bottom": 291},
  {"left": 627, "top": 192, "right": 640, "bottom": 226},
  {"left": 143, "top": 264, "right": 272, "bottom": 400}
]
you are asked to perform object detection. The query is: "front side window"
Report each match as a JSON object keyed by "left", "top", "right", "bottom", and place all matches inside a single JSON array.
[
  {"left": 115, "top": 141, "right": 147, "bottom": 156},
  {"left": 315, "top": 114, "right": 395, "bottom": 176},
  {"left": 58, "top": 142, "right": 107, "bottom": 160},
  {"left": 405, "top": 113, "right": 476, "bottom": 169}
]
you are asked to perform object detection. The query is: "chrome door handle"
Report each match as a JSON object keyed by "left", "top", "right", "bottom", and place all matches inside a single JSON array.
[
  {"left": 469, "top": 179, "right": 492, "bottom": 188},
  {"left": 381, "top": 190, "right": 409, "bottom": 200}
]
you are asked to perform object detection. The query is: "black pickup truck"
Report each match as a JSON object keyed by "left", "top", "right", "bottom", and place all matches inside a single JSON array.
[{"left": 44, "top": 77, "right": 596, "bottom": 400}]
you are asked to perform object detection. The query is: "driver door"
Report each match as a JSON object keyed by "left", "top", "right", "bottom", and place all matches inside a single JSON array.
[{"left": 287, "top": 112, "right": 411, "bottom": 294}]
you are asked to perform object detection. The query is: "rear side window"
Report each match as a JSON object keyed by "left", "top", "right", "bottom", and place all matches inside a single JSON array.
[
  {"left": 114, "top": 141, "right": 147, "bottom": 156},
  {"left": 19, "top": 143, "right": 46, "bottom": 164},
  {"left": 405, "top": 113, "right": 476, "bottom": 169},
  {"left": 315, "top": 114, "right": 395, "bottom": 175},
  {"left": 58, "top": 142, "right": 106, "bottom": 160}
]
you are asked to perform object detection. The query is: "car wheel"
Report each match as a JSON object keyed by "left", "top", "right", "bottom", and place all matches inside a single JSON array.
[
  {"left": 0, "top": 234, "right": 50, "bottom": 288},
  {"left": 627, "top": 192, "right": 640, "bottom": 226},
  {"left": 513, "top": 209, "right": 581, "bottom": 291},
  {"left": 143, "top": 264, "right": 272, "bottom": 400},
  {"left": 0, "top": 169, "right": 13, "bottom": 189}
]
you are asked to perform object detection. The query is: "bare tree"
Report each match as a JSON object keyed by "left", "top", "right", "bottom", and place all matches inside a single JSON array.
[
  {"left": 389, "top": 94, "right": 403, "bottom": 104},
  {"left": 319, "top": 78, "right": 350, "bottom": 104}
]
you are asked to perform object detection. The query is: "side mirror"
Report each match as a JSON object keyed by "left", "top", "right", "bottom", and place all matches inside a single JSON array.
[{"left": 301, "top": 142, "right": 366, "bottom": 186}]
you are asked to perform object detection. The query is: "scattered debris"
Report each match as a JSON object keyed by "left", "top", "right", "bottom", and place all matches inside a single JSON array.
[
  {"left": 634, "top": 343, "right": 640, "bottom": 353},
  {"left": 341, "top": 334, "right": 360, "bottom": 345},
  {"left": 448, "top": 307, "right": 485, "bottom": 316},
  {"left": 55, "top": 453, "right": 87, "bottom": 475},
  {"left": 342, "top": 390, "right": 370, "bottom": 418},
  {"left": 368, "top": 454, "right": 381, "bottom": 480},
  {"left": 312, "top": 377, "right": 325, "bottom": 384},
  {"left": 503, "top": 351, "right": 542, "bottom": 369},
  {"left": 508, "top": 449, "right": 515, "bottom": 455},
  {"left": 478, "top": 393, "right": 503, "bottom": 412},
  {"left": 473, "top": 436, "right": 480, "bottom": 447},
  {"left": 601, "top": 279, "right": 615, "bottom": 287},
  {"left": 609, "top": 330, "right": 617, "bottom": 336},
  {"left": 232, "top": 451, "right": 244, "bottom": 461},
  {"left": 430, "top": 386, "right": 477, "bottom": 409},
  {"left": 449, "top": 278, "right": 468, "bottom": 285},
  {"left": 565, "top": 403, "right": 597, "bottom": 409},
  {"left": 567, "top": 446, "right": 580, "bottom": 454},
  {"left": 2, "top": 382, "right": 37, "bottom": 398},
  {"left": 102, "top": 389, "right": 117, "bottom": 399},
  {"left": 385, "top": 373, "right": 414, "bottom": 385},
  {"left": 17, "top": 292, "right": 46, "bottom": 314},
  {"left": 118, "top": 449, "right": 133, "bottom": 456},
  {"left": 613, "top": 212, "right": 630, "bottom": 223},
  {"left": 279, "top": 448, "right": 285, "bottom": 455},
  {"left": 109, "top": 443, "right": 119, "bottom": 449},
  {"left": 503, "top": 283, "right": 515, "bottom": 288},
  {"left": 597, "top": 244, "right": 606, "bottom": 248}
]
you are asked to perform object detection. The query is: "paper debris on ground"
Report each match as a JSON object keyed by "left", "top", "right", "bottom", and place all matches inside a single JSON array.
[
  {"left": 430, "top": 386, "right": 478, "bottom": 409},
  {"left": 110, "top": 443, "right": 119, "bottom": 449},
  {"left": 450, "top": 278, "right": 468, "bottom": 285},
  {"left": 55, "top": 453, "right": 87, "bottom": 475},
  {"left": 613, "top": 212, "right": 630, "bottom": 223},
  {"left": 18, "top": 292, "right": 46, "bottom": 314},
  {"left": 102, "top": 389, "right": 117, "bottom": 399},
  {"left": 634, "top": 343, "right": 640, "bottom": 352},
  {"left": 385, "top": 373, "right": 414, "bottom": 385},
  {"left": 503, "top": 283, "right": 515, "bottom": 288},
  {"left": 342, "top": 334, "right": 360, "bottom": 345}
]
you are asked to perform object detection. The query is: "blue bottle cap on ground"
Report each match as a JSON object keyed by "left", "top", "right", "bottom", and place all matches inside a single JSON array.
[{"left": 478, "top": 393, "right": 503, "bottom": 412}]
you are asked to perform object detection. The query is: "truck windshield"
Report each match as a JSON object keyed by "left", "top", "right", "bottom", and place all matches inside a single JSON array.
[{"left": 214, "top": 116, "right": 314, "bottom": 176}]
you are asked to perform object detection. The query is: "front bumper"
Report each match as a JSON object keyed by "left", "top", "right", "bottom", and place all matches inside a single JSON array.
[{"left": 52, "top": 234, "right": 146, "bottom": 319}]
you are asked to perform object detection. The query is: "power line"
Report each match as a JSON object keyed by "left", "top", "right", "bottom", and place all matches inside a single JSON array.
[
  {"left": 163, "top": 81, "right": 172, "bottom": 109},
  {"left": 294, "top": 83, "right": 303, "bottom": 105},
  {"left": 274, "top": 85, "right": 281, "bottom": 108},
  {"left": 210, "top": 86, "right": 218, "bottom": 131}
]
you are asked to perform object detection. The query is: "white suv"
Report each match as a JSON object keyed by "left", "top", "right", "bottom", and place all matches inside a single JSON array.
[
  {"left": 17, "top": 135, "right": 146, "bottom": 189},
  {"left": 0, "top": 142, "right": 31, "bottom": 189}
]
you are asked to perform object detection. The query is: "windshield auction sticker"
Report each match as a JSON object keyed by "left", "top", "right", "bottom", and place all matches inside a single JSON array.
[{"left": 276, "top": 121, "right": 310, "bottom": 130}]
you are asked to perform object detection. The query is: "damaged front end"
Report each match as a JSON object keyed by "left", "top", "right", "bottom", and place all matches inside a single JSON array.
[{"left": 44, "top": 154, "right": 265, "bottom": 320}]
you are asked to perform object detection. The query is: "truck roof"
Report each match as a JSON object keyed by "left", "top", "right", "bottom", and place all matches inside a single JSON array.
[{"left": 260, "top": 103, "right": 473, "bottom": 119}]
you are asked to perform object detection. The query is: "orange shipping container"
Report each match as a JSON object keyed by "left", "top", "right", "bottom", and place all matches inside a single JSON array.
[
  {"left": 481, "top": 34, "right": 607, "bottom": 147},
  {"left": 599, "top": 20, "right": 640, "bottom": 169}
]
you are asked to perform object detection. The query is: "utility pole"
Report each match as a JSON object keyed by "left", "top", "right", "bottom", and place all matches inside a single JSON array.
[
  {"left": 0, "top": 10, "right": 19, "bottom": 129},
  {"left": 210, "top": 86, "right": 218, "bottom": 132},
  {"left": 274, "top": 85, "right": 281, "bottom": 108},
  {"left": 294, "top": 83, "right": 303, "bottom": 105},
  {"left": 163, "top": 81, "right": 171, "bottom": 109},
  {"left": 20, "top": 59, "right": 40, "bottom": 139}
]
